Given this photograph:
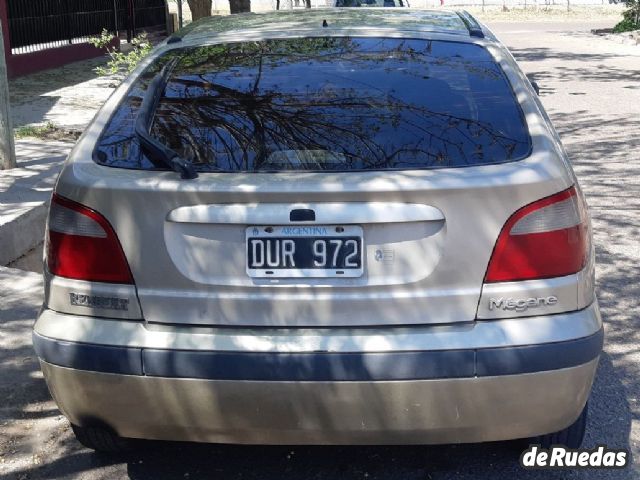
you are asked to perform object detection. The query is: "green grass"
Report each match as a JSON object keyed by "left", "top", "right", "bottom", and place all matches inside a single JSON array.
[
  {"left": 14, "top": 122, "right": 80, "bottom": 141},
  {"left": 14, "top": 122, "right": 57, "bottom": 140},
  {"left": 613, "top": 13, "right": 640, "bottom": 32}
]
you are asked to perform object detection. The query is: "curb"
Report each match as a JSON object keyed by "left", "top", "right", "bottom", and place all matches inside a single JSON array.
[
  {"left": 0, "top": 201, "right": 49, "bottom": 266},
  {"left": 0, "top": 139, "right": 71, "bottom": 266}
]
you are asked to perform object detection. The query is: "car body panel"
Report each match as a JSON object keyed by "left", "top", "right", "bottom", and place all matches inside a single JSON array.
[
  {"left": 52, "top": 29, "right": 575, "bottom": 326},
  {"left": 35, "top": 301, "right": 602, "bottom": 353},
  {"left": 52, "top": 151, "right": 574, "bottom": 326},
  {"left": 39, "top": 358, "right": 598, "bottom": 444},
  {"left": 36, "top": 10, "right": 601, "bottom": 445},
  {"left": 34, "top": 302, "right": 601, "bottom": 443}
]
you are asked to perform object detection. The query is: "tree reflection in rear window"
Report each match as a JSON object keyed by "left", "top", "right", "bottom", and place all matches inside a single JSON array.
[{"left": 95, "top": 37, "right": 531, "bottom": 172}]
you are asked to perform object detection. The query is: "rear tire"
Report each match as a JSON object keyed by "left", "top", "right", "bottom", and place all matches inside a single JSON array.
[
  {"left": 71, "top": 424, "right": 132, "bottom": 453},
  {"left": 534, "top": 402, "right": 588, "bottom": 449}
]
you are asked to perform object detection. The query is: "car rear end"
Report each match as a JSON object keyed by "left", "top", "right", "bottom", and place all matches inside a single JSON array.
[{"left": 33, "top": 11, "right": 602, "bottom": 447}]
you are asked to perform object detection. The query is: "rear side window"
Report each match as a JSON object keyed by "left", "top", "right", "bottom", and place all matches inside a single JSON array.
[{"left": 95, "top": 37, "right": 531, "bottom": 172}]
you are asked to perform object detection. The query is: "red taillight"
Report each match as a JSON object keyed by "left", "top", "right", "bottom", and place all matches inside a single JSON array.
[
  {"left": 485, "top": 186, "right": 589, "bottom": 283},
  {"left": 46, "top": 194, "right": 134, "bottom": 284}
]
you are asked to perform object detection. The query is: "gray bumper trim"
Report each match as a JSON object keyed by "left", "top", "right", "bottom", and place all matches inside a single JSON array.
[
  {"left": 33, "top": 327, "right": 603, "bottom": 381},
  {"left": 142, "top": 349, "right": 475, "bottom": 381},
  {"left": 476, "top": 327, "right": 603, "bottom": 376},
  {"left": 32, "top": 334, "right": 143, "bottom": 376}
]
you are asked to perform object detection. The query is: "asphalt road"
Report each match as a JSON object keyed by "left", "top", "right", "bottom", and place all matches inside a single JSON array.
[{"left": 1, "top": 19, "right": 639, "bottom": 480}]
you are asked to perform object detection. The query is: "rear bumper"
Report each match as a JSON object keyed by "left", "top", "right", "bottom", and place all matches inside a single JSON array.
[
  {"left": 40, "top": 359, "right": 598, "bottom": 445},
  {"left": 33, "top": 304, "right": 603, "bottom": 444}
]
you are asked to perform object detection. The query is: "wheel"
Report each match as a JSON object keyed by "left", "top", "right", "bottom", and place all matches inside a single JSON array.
[
  {"left": 71, "top": 424, "right": 133, "bottom": 453},
  {"left": 534, "top": 402, "right": 588, "bottom": 449}
]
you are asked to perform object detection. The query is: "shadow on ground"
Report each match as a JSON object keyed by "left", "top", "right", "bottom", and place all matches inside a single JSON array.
[
  {"left": 1, "top": 355, "right": 632, "bottom": 480},
  {"left": 511, "top": 47, "right": 640, "bottom": 87},
  {"left": 8, "top": 57, "right": 114, "bottom": 129}
]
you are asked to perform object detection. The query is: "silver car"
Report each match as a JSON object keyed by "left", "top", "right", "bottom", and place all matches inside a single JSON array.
[{"left": 34, "top": 9, "right": 602, "bottom": 452}]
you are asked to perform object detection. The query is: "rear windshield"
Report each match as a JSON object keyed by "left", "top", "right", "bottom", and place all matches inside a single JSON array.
[{"left": 95, "top": 37, "right": 531, "bottom": 172}]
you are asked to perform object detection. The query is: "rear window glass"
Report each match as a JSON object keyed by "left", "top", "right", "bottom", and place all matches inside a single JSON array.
[{"left": 95, "top": 37, "right": 531, "bottom": 172}]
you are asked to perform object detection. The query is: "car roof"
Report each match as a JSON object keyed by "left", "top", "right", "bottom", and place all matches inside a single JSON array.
[{"left": 169, "top": 9, "right": 490, "bottom": 44}]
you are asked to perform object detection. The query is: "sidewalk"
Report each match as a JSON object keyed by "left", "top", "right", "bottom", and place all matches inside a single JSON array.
[
  {"left": 0, "top": 140, "right": 72, "bottom": 266},
  {"left": 9, "top": 57, "right": 114, "bottom": 132},
  {"left": 2, "top": 56, "right": 113, "bottom": 267},
  {"left": 0, "top": 61, "right": 110, "bottom": 475}
]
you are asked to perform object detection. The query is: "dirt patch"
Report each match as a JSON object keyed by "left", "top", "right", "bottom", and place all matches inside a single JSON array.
[{"left": 14, "top": 123, "right": 81, "bottom": 143}]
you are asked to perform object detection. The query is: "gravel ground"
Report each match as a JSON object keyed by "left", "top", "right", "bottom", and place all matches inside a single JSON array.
[{"left": 1, "top": 18, "right": 639, "bottom": 480}]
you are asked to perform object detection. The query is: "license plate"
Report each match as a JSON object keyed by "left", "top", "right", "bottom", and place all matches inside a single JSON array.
[{"left": 246, "top": 225, "right": 363, "bottom": 278}]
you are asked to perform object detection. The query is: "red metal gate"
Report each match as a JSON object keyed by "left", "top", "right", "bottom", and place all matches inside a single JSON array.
[{"left": 0, "top": 0, "right": 167, "bottom": 78}]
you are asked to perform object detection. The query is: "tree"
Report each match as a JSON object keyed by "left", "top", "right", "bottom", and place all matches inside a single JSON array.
[
  {"left": 275, "top": 0, "right": 311, "bottom": 8},
  {"left": 88, "top": 30, "right": 152, "bottom": 80},
  {"left": 614, "top": 0, "right": 640, "bottom": 31},
  {"left": 177, "top": 0, "right": 184, "bottom": 28},
  {"left": 229, "top": 0, "right": 251, "bottom": 13},
  {"left": 187, "top": 0, "right": 213, "bottom": 20},
  {"left": 0, "top": 20, "right": 16, "bottom": 170},
  {"left": 187, "top": 0, "right": 251, "bottom": 17}
]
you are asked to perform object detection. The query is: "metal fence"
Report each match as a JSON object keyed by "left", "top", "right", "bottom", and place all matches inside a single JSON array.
[
  {"left": 114, "top": 0, "right": 168, "bottom": 41},
  {"left": 7, "top": 0, "right": 117, "bottom": 54},
  {"left": 130, "top": 0, "right": 168, "bottom": 30},
  {"left": 6, "top": 0, "right": 167, "bottom": 55}
]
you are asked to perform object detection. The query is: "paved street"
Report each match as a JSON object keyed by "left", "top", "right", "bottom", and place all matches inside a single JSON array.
[{"left": 1, "top": 19, "right": 639, "bottom": 480}]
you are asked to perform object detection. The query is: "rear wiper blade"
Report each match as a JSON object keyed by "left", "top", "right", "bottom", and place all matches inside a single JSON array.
[{"left": 135, "top": 59, "right": 198, "bottom": 180}]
